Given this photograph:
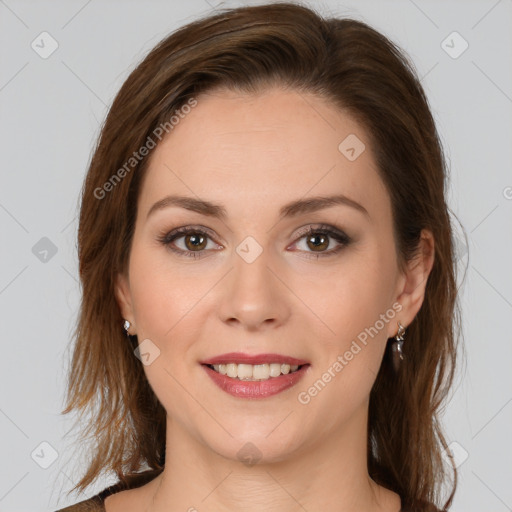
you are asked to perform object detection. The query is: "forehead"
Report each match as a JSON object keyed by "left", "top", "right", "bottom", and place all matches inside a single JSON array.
[{"left": 138, "top": 88, "right": 389, "bottom": 223}]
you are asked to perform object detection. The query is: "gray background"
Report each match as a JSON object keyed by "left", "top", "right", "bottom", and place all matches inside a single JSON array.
[{"left": 0, "top": 0, "right": 511, "bottom": 510}]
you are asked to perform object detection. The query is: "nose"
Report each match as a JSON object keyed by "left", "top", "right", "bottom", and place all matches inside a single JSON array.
[{"left": 217, "top": 247, "right": 291, "bottom": 332}]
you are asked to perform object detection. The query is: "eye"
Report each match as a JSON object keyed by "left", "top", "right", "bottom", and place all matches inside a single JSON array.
[
  {"left": 157, "top": 226, "right": 222, "bottom": 259},
  {"left": 290, "top": 224, "right": 352, "bottom": 259}
]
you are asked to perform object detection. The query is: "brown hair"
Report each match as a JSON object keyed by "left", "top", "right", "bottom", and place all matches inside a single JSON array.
[{"left": 61, "top": 2, "right": 464, "bottom": 510}]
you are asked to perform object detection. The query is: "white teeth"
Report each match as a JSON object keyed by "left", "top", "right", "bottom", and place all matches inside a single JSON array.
[
  {"left": 226, "top": 363, "right": 237, "bottom": 378},
  {"left": 209, "top": 362, "right": 302, "bottom": 380},
  {"left": 237, "top": 363, "right": 253, "bottom": 380},
  {"left": 252, "top": 364, "right": 269, "bottom": 380},
  {"left": 269, "top": 363, "right": 281, "bottom": 377}
]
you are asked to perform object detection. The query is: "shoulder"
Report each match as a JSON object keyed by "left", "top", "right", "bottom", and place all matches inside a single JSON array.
[
  {"left": 54, "top": 468, "right": 163, "bottom": 512},
  {"left": 53, "top": 483, "right": 117, "bottom": 512}
]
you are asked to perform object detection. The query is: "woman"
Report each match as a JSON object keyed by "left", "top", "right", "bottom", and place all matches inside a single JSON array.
[{"left": 55, "top": 2, "right": 461, "bottom": 511}]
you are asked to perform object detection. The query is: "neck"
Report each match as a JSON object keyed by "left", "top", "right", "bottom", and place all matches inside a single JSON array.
[{"left": 145, "top": 407, "right": 400, "bottom": 512}]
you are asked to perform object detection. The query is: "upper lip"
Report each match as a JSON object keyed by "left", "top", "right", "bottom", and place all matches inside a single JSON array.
[{"left": 200, "top": 352, "right": 309, "bottom": 366}]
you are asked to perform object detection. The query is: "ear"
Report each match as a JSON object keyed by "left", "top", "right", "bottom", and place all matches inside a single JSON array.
[
  {"left": 391, "top": 229, "right": 435, "bottom": 335},
  {"left": 114, "top": 272, "right": 136, "bottom": 332}
]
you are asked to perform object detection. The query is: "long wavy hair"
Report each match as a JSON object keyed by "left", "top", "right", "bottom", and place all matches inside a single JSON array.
[{"left": 60, "top": 2, "right": 464, "bottom": 510}]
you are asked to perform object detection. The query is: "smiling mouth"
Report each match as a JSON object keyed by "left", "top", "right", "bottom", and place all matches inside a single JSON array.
[{"left": 204, "top": 362, "right": 306, "bottom": 381}]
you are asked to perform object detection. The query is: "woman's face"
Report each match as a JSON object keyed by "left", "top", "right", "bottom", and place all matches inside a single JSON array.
[{"left": 116, "top": 87, "right": 429, "bottom": 463}]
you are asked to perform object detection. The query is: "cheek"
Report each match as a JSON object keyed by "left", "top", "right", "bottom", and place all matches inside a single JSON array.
[
  {"left": 297, "top": 264, "right": 395, "bottom": 419},
  {"left": 297, "top": 244, "right": 398, "bottom": 410},
  {"left": 126, "top": 245, "right": 206, "bottom": 414},
  {"left": 311, "top": 247, "right": 396, "bottom": 342},
  {"left": 128, "top": 242, "right": 200, "bottom": 336}
]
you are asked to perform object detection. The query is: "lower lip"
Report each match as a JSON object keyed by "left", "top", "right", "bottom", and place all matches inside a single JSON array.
[{"left": 202, "top": 364, "right": 310, "bottom": 399}]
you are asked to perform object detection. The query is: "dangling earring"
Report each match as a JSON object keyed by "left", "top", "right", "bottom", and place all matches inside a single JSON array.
[
  {"left": 391, "top": 321, "right": 406, "bottom": 372},
  {"left": 123, "top": 320, "right": 131, "bottom": 337}
]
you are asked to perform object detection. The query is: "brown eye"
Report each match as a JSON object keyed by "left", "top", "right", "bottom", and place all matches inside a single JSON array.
[
  {"left": 183, "top": 232, "right": 208, "bottom": 251},
  {"left": 291, "top": 224, "right": 352, "bottom": 259},
  {"left": 158, "top": 227, "right": 220, "bottom": 259},
  {"left": 306, "top": 233, "right": 329, "bottom": 252}
]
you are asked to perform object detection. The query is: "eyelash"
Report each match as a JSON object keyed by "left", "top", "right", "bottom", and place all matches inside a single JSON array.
[{"left": 156, "top": 224, "right": 352, "bottom": 260}]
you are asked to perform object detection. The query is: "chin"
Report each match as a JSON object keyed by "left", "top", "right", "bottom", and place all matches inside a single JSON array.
[{"left": 202, "top": 424, "right": 306, "bottom": 466}]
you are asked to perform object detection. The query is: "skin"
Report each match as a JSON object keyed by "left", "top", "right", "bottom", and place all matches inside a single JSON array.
[{"left": 112, "top": 87, "right": 435, "bottom": 512}]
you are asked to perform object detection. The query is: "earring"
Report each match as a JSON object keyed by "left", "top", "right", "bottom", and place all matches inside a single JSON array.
[
  {"left": 391, "top": 321, "right": 406, "bottom": 372},
  {"left": 123, "top": 320, "right": 131, "bottom": 336}
]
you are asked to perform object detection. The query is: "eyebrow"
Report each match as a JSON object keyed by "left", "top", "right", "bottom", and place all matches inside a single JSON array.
[{"left": 146, "top": 193, "right": 370, "bottom": 221}]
